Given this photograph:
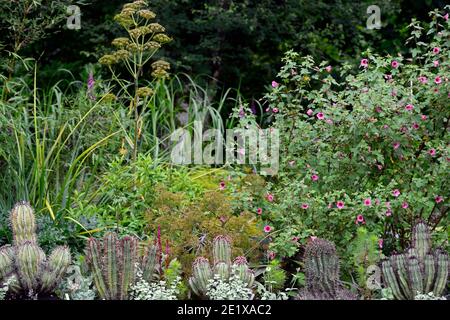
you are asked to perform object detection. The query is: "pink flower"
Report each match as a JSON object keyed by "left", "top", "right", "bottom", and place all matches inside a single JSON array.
[
  {"left": 311, "top": 174, "right": 319, "bottom": 182},
  {"left": 392, "top": 189, "right": 401, "bottom": 197},
  {"left": 355, "top": 214, "right": 365, "bottom": 224},
  {"left": 433, "top": 47, "right": 440, "bottom": 54},
  {"left": 363, "top": 198, "right": 372, "bottom": 206},
  {"left": 272, "top": 108, "right": 279, "bottom": 113},
  {"left": 336, "top": 201, "right": 345, "bottom": 209},
  {"left": 301, "top": 203, "right": 309, "bottom": 210},
  {"left": 418, "top": 76, "right": 428, "bottom": 84},
  {"left": 267, "top": 251, "right": 276, "bottom": 260},
  {"left": 393, "top": 142, "right": 400, "bottom": 150},
  {"left": 385, "top": 209, "right": 392, "bottom": 217},
  {"left": 433, "top": 60, "right": 439, "bottom": 67},
  {"left": 266, "top": 193, "right": 274, "bottom": 202},
  {"left": 444, "top": 13, "right": 449, "bottom": 21},
  {"left": 391, "top": 60, "right": 399, "bottom": 68},
  {"left": 435, "top": 76, "right": 442, "bottom": 84},
  {"left": 428, "top": 148, "right": 436, "bottom": 156},
  {"left": 378, "top": 239, "right": 383, "bottom": 249},
  {"left": 412, "top": 122, "right": 419, "bottom": 130},
  {"left": 257, "top": 208, "right": 263, "bottom": 215},
  {"left": 421, "top": 115, "right": 427, "bottom": 121},
  {"left": 384, "top": 74, "right": 393, "bottom": 81},
  {"left": 435, "top": 196, "right": 444, "bottom": 203},
  {"left": 271, "top": 81, "right": 279, "bottom": 88},
  {"left": 405, "top": 104, "right": 414, "bottom": 111},
  {"left": 377, "top": 164, "right": 383, "bottom": 171},
  {"left": 385, "top": 201, "right": 391, "bottom": 208},
  {"left": 219, "top": 181, "right": 226, "bottom": 190},
  {"left": 325, "top": 65, "right": 332, "bottom": 73},
  {"left": 307, "top": 109, "right": 313, "bottom": 116},
  {"left": 264, "top": 225, "right": 272, "bottom": 233},
  {"left": 310, "top": 236, "right": 317, "bottom": 242},
  {"left": 291, "top": 236, "right": 300, "bottom": 242},
  {"left": 317, "top": 112, "right": 325, "bottom": 120},
  {"left": 360, "top": 59, "right": 369, "bottom": 68},
  {"left": 402, "top": 202, "right": 409, "bottom": 209}
]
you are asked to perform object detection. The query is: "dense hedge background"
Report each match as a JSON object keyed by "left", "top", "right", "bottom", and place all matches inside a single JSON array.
[{"left": 2, "top": 0, "right": 446, "bottom": 99}]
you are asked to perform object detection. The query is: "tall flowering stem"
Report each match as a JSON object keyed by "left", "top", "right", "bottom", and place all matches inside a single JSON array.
[{"left": 98, "top": 1, "right": 172, "bottom": 163}]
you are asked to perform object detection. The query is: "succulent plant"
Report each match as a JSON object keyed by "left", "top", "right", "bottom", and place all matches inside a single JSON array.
[
  {"left": 298, "top": 238, "right": 357, "bottom": 300},
  {"left": 188, "top": 235, "right": 255, "bottom": 297},
  {"left": 381, "top": 221, "right": 448, "bottom": 300},
  {"left": 85, "top": 232, "right": 161, "bottom": 300},
  {"left": 0, "top": 201, "right": 71, "bottom": 297}
]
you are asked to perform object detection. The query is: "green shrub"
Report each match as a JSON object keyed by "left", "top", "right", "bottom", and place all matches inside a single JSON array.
[{"left": 240, "top": 9, "right": 449, "bottom": 266}]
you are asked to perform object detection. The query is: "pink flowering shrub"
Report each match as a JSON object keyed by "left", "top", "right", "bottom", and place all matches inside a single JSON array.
[{"left": 258, "top": 9, "right": 449, "bottom": 259}]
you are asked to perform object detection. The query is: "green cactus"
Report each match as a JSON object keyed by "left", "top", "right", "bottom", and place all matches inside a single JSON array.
[
  {"left": 213, "top": 235, "right": 232, "bottom": 265},
  {"left": 86, "top": 233, "right": 138, "bottom": 300},
  {"left": 0, "top": 246, "right": 15, "bottom": 280},
  {"left": 141, "top": 244, "right": 158, "bottom": 283},
  {"left": 381, "top": 221, "right": 449, "bottom": 300},
  {"left": 85, "top": 229, "right": 169, "bottom": 300},
  {"left": 189, "top": 257, "right": 213, "bottom": 296},
  {"left": 0, "top": 202, "right": 71, "bottom": 297},
  {"left": 298, "top": 238, "right": 357, "bottom": 300},
  {"left": 188, "top": 235, "right": 255, "bottom": 298},
  {"left": 10, "top": 201, "right": 37, "bottom": 246},
  {"left": 41, "top": 246, "right": 72, "bottom": 292}
]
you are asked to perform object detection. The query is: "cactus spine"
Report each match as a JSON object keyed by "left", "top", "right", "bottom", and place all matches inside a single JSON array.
[
  {"left": 381, "top": 221, "right": 449, "bottom": 299},
  {"left": 86, "top": 232, "right": 138, "bottom": 300},
  {"left": 10, "top": 201, "right": 37, "bottom": 246},
  {"left": 0, "top": 202, "right": 71, "bottom": 297},
  {"left": 86, "top": 232, "right": 160, "bottom": 300},
  {"left": 141, "top": 244, "right": 158, "bottom": 282},
  {"left": 188, "top": 235, "right": 255, "bottom": 297},
  {"left": 298, "top": 238, "right": 356, "bottom": 300}
]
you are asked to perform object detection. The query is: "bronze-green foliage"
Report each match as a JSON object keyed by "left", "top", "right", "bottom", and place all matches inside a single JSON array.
[
  {"left": 381, "top": 221, "right": 448, "bottom": 300},
  {"left": 0, "top": 202, "right": 71, "bottom": 297},
  {"left": 146, "top": 188, "right": 264, "bottom": 275}
]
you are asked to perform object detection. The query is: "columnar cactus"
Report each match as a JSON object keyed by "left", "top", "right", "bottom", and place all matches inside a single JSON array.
[
  {"left": 85, "top": 232, "right": 161, "bottom": 300},
  {"left": 381, "top": 221, "right": 449, "bottom": 300},
  {"left": 188, "top": 235, "right": 255, "bottom": 297},
  {"left": 298, "top": 238, "right": 357, "bottom": 300},
  {"left": 86, "top": 233, "right": 138, "bottom": 300},
  {"left": 141, "top": 243, "right": 158, "bottom": 283},
  {"left": 0, "top": 201, "right": 71, "bottom": 297},
  {"left": 10, "top": 202, "right": 37, "bottom": 246}
]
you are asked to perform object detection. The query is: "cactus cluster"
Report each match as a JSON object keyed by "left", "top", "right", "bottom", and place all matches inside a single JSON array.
[
  {"left": 0, "top": 202, "right": 71, "bottom": 297},
  {"left": 381, "top": 221, "right": 448, "bottom": 300},
  {"left": 298, "top": 238, "right": 357, "bottom": 300},
  {"left": 188, "top": 235, "right": 255, "bottom": 297},
  {"left": 85, "top": 232, "right": 160, "bottom": 300}
]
